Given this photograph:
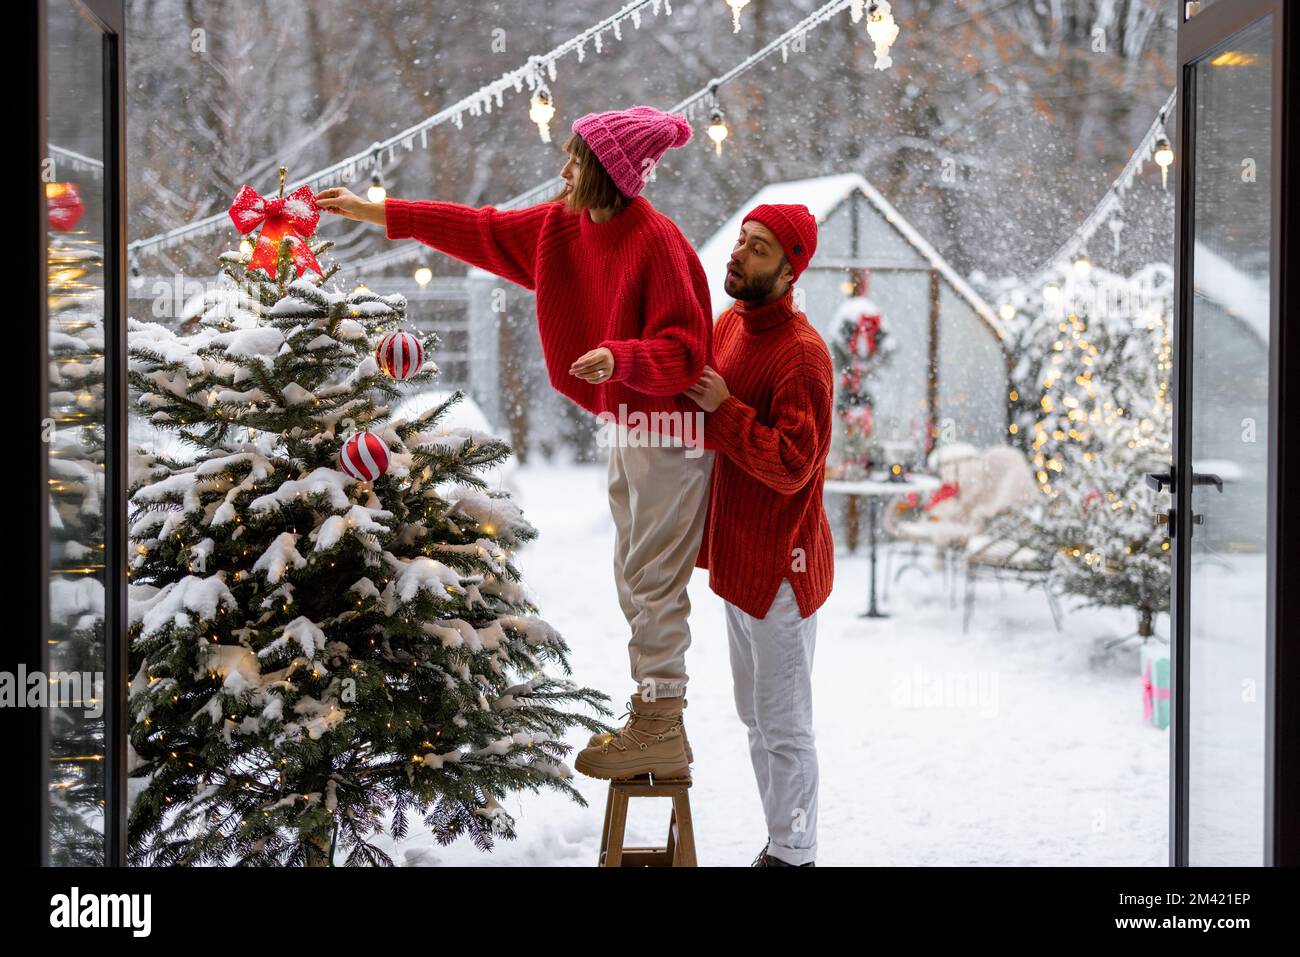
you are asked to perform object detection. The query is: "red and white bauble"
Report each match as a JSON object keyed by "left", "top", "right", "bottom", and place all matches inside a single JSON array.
[
  {"left": 375, "top": 330, "right": 424, "bottom": 380},
  {"left": 339, "top": 430, "right": 390, "bottom": 481}
]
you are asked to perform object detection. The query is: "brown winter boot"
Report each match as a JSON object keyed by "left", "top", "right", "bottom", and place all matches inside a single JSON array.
[
  {"left": 574, "top": 694, "right": 689, "bottom": 780},
  {"left": 588, "top": 696, "right": 694, "bottom": 764}
]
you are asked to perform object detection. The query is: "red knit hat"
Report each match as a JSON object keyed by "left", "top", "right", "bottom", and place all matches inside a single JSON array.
[
  {"left": 742, "top": 203, "right": 818, "bottom": 282},
  {"left": 571, "top": 105, "right": 693, "bottom": 199}
]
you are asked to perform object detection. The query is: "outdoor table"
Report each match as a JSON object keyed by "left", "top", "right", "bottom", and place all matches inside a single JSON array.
[{"left": 825, "top": 473, "right": 942, "bottom": 618}]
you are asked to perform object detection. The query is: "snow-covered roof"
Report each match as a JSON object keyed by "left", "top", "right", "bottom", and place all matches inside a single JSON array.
[{"left": 697, "top": 172, "right": 1004, "bottom": 337}]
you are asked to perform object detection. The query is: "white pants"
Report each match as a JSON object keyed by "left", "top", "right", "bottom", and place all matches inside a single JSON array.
[
  {"left": 726, "top": 578, "right": 819, "bottom": 865},
  {"left": 607, "top": 434, "right": 714, "bottom": 699}
]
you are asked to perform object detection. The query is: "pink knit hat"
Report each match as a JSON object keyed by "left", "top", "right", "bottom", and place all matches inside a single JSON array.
[{"left": 570, "top": 105, "right": 693, "bottom": 199}]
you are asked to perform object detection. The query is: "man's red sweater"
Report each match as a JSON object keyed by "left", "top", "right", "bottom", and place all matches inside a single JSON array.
[
  {"left": 695, "top": 288, "right": 835, "bottom": 619},
  {"left": 384, "top": 195, "right": 712, "bottom": 438}
]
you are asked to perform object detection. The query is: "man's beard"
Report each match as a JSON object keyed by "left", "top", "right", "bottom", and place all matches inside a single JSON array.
[{"left": 728, "top": 261, "right": 784, "bottom": 303}]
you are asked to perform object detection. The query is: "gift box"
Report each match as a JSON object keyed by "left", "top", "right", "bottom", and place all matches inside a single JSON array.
[{"left": 1140, "top": 641, "right": 1171, "bottom": 730}]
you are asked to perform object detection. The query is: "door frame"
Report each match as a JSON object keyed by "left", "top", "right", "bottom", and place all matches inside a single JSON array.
[
  {"left": 30, "top": 0, "right": 129, "bottom": 867},
  {"left": 1171, "top": 0, "right": 1300, "bottom": 866}
]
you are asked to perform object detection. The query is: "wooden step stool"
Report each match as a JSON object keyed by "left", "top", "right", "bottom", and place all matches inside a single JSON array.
[{"left": 597, "top": 774, "right": 697, "bottom": 867}]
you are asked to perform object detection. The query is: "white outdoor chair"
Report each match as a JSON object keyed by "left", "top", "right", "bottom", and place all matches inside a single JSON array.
[
  {"left": 961, "top": 503, "right": 1063, "bottom": 634},
  {"left": 956, "top": 447, "right": 1062, "bottom": 632},
  {"left": 883, "top": 442, "right": 996, "bottom": 606}
]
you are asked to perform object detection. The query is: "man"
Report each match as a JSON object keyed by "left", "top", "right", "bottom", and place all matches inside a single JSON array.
[{"left": 686, "top": 203, "right": 834, "bottom": 868}]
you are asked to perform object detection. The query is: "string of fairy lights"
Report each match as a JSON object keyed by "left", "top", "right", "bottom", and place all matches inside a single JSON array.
[
  {"left": 117, "top": 0, "right": 1173, "bottom": 305},
  {"left": 1021, "top": 87, "right": 1177, "bottom": 302},
  {"left": 126, "top": 0, "right": 676, "bottom": 260},
  {"left": 127, "top": 0, "right": 903, "bottom": 275},
  {"left": 1003, "top": 85, "right": 1179, "bottom": 510},
  {"left": 350, "top": 0, "right": 902, "bottom": 278}
]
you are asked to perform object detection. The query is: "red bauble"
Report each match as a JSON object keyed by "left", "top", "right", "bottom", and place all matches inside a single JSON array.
[
  {"left": 339, "top": 430, "right": 390, "bottom": 481},
  {"left": 375, "top": 330, "right": 424, "bottom": 380},
  {"left": 47, "top": 182, "right": 85, "bottom": 232}
]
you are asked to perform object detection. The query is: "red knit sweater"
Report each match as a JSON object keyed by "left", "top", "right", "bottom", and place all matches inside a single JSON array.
[
  {"left": 384, "top": 195, "right": 712, "bottom": 439},
  {"left": 695, "top": 289, "right": 835, "bottom": 619}
]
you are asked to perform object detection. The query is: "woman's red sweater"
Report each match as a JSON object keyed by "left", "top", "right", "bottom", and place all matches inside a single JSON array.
[
  {"left": 695, "top": 289, "right": 835, "bottom": 619},
  {"left": 383, "top": 195, "right": 712, "bottom": 439}
]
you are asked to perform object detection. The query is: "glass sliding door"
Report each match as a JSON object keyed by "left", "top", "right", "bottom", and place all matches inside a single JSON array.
[
  {"left": 1185, "top": 14, "right": 1272, "bottom": 866},
  {"left": 1172, "top": 0, "right": 1295, "bottom": 866}
]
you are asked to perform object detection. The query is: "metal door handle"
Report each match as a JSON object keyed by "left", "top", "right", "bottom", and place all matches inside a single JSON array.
[
  {"left": 1192, "top": 472, "right": 1223, "bottom": 492},
  {"left": 1146, "top": 471, "right": 1173, "bottom": 493}
]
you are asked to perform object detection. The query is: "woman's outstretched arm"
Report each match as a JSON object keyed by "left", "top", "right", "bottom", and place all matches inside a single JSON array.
[{"left": 318, "top": 187, "right": 550, "bottom": 291}]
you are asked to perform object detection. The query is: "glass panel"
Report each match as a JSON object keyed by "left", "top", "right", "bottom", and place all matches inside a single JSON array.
[
  {"left": 45, "top": 0, "right": 108, "bottom": 865},
  {"left": 1187, "top": 14, "right": 1272, "bottom": 866}
]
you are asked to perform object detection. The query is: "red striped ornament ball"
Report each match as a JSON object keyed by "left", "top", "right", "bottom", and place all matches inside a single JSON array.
[
  {"left": 375, "top": 330, "right": 424, "bottom": 380},
  {"left": 339, "top": 430, "right": 390, "bottom": 481}
]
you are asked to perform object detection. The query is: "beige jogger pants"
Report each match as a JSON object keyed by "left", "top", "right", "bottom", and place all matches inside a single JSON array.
[{"left": 606, "top": 429, "right": 714, "bottom": 700}]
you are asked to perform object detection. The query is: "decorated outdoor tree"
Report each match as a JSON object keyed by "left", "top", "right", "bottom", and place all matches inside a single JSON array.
[
  {"left": 829, "top": 269, "right": 892, "bottom": 475},
  {"left": 46, "top": 185, "right": 110, "bottom": 864},
  {"left": 1005, "top": 262, "right": 1174, "bottom": 639},
  {"left": 1029, "top": 402, "right": 1172, "bottom": 639},
  {"left": 125, "top": 173, "right": 608, "bottom": 866},
  {"left": 1005, "top": 262, "right": 1173, "bottom": 490}
]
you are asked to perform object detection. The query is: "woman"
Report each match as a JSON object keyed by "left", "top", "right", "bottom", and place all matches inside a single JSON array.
[{"left": 318, "top": 106, "right": 714, "bottom": 781}]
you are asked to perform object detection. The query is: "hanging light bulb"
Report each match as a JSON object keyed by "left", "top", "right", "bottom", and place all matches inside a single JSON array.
[
  {"left": 529, "top": 87, "right": 556, "bottom": 143},
  {"left": 354, "top": 281, "right": 370, "bottom": 295},
  {"left": 726, "top": 0, "right": 750, "bottom": 33},
  {"left": 1043, "top": 283, "right": 1062, "bottom": 304},
  {"left": 865, "top": 1, "right": 900, "bottom": 70},
  {"left": 1153, "top": 135, "right": 1174, "bottom": 189},
  {"left": 367, "top": 170, "right": 386, "bottom": 204},
  {"left": 707, "top": 107, "right": 729, "bottom": 156},
  {"left": 1073, "top": 250, "right": 1093, "bottom": 278},
  {"left": 239, "top": 237, "right": 254, "bottom": 258},
  {"left": 414, "top": 265, "right": 432, "bottom": 288},
  {"left": 998, "top": 303, "right": 1017, "bottom": 322}
]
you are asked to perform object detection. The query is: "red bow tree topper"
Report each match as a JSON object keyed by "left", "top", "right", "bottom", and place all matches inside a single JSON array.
[{"left": 228, "top": 183, "right": 322, "bottom": 278}]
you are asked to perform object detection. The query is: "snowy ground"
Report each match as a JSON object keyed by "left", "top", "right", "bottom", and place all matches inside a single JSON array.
[{"left": 378, "top": 461, "right": 1169, "bottom": 867}]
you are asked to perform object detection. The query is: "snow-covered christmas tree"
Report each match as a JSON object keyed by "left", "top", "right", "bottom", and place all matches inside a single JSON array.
[
  {"left": 1005, "top": 263, "right": 1173, "bottom": 489},
  {"left": 125, "top": 175, "right": 608, "bottom": 866},
  {"left": 1005, "top": 262, "right": 1173, "bottom": 639}
]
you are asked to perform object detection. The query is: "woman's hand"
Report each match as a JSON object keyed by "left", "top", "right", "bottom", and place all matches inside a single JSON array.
[
  {"left": 316, "top": 187, "right": 386, "bottom": 226},
  {"left": 686, "top": 366, "right": 730, "bottom": 412},
  {"left": 570, "top": 347, "right": 615, "bottom": 384}
]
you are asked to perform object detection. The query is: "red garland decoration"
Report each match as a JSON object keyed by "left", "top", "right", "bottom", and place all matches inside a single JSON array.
[{"left": 844, "top": 403, "right": 874, "bottom": 439}]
